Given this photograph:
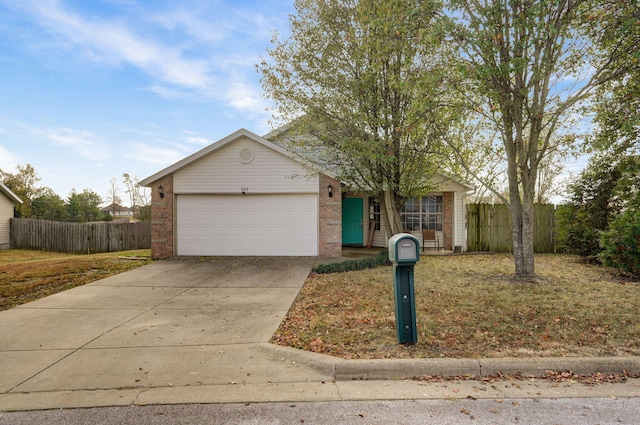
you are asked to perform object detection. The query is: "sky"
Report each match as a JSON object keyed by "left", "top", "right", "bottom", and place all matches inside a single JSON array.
[
  {"left": 0, "top": 0, "right": 295, "bottom": 205},
  {"left": 0, "top": 0, "right": 592, "bottom": 207}
]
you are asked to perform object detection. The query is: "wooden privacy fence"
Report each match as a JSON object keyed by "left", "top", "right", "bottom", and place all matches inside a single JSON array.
[
  {"left": 10, "top": 218, "right": 151, "bottom": 254},
  {"left": 466, "top": 203, "right": 557, "bottom": 253}
]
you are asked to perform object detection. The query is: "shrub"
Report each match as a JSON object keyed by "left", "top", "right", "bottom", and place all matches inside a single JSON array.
[
  {"left": 599, "top": 209, "right": 640, "bottom": 277},
  {"left": 556, "top": 204, "right": 602, "bottom": 260},
  {"left": 312, "top": 250, "right": 391, "bottom": 274},
  {"left": 556, "top": 153, "right": 640, "bottom": 263}
]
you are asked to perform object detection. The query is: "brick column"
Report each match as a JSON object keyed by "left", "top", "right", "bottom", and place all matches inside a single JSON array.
[
  {"left": 318, "top": 174, "right": 342, "bottom": 258},
  {"left": 443, "top": 192, "right": 454, "bottom": 251},
  {"left": 150, "top": 174, "right": 174, "bottom": 259}
]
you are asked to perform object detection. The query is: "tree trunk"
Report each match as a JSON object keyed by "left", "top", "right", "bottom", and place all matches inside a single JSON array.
[
  {"left": 509, "top": 194, "right": 536, "bottom": 278},
  {"left": 379, "top": 190, "right": 404, "bottom": 240}
]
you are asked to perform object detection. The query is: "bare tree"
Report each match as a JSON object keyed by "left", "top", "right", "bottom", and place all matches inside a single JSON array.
[{"left": 107, "top": 178, "right": 122, "bottom": 215}]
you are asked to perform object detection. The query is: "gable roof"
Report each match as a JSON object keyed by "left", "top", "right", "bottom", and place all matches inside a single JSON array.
[
  {"left": 0, "top": 182, "right": 23, "bottom": 204},
  {"left": 140, "top": 128, "right": 332, "bottom": 187},
  {"left": 264, "top": 124, "right": 475, "bottom": 192},
  {"left": 429, "top": 171, "right": 475, "bottom": 191}
]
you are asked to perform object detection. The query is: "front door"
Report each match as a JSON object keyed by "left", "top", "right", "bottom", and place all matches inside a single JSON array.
[{"left": 342, "top": 197, "right": 363, "bottom": 245}]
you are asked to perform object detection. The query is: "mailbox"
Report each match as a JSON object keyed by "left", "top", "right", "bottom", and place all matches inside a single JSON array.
[
  {"left": 388, "top": 233, "right": 420, "bottom": 345},
  {"left": 388, "top": 233, "right": 420, "bottom": 265}
]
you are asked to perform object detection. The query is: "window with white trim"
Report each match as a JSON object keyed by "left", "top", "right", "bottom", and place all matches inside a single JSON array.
[
  {"left": 368, "top": 197, "right": 381, "bottom": 231},
  {"left": 400, "top": 195, "right": 443, "bottom": 232}
]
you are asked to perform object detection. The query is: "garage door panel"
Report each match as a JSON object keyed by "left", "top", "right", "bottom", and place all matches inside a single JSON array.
[{"left": 177, "top": 194, "right": 318, "bottom": 256}]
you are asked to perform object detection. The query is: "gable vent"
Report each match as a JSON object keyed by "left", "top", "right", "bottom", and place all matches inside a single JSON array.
[{"left": 238, "top": 148, "right": 254, "bottom": 164}]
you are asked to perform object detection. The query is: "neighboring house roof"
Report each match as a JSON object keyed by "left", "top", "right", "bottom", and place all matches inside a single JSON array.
[
  {"left": 100, "top": 203, "right": 132, "bottom": 213},
  {"left": 140, "top": 128, "right": 335, "bottom": 186},
  {"left": 0, "top": 182, "right": 23, "bottom": 204}
]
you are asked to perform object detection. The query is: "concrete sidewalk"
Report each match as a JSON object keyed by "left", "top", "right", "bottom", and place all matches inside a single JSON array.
[{"left": 0, "top": 257, "right": 638, "bottom": 412}]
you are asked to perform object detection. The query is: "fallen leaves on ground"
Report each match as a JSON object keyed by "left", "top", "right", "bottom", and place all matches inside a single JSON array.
[
  {"left": 0, "top": 249, "right": 152, "bottom": 310},
  {"left": 272, "top": 254, "right": 640, "bottom": 359},
  {"left": 411, "top": 370, "right": 640, "bottom": 386}
]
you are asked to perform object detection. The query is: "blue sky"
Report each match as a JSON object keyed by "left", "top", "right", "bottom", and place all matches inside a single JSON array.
[{"left": 0, "top": 0, "right": 294, "bottom": 204}]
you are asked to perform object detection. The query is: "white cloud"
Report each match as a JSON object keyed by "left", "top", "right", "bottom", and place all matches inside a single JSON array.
[
  {"left": 0, "top": 145, "right": 20, "bottom": 171},
  {"left": 12, "top": 0, "right": 214, "bottom": 91},
  {"left": 224, "top": 81, "right": 269, "bottom": 113},
  {"left": 39, "top": 128, "right": 110, "bottom": 161},
  {"left": 128, "top": 142, "right": 187, "bottom": 166},
  {"left": 2, "top": 0, "right": 290, "bottom": 118},
  {"left": 185, "top": 136, "right": 211, "bottom": 146},
  {"left": 148, "top": 8, "right": 227, "bottom": 44}
]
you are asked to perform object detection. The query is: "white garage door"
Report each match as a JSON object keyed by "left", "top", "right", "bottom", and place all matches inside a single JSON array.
[{"left": 177, "top": 194, "right": 318, "bottom": 256}]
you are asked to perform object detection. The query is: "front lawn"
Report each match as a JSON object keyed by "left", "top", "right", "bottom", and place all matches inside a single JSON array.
[
  {"left": 272, "top": 254, "right": 640, "bottom": 359},
  {"left": 0, "top": 249, "right": 152, "bottom": 311}
]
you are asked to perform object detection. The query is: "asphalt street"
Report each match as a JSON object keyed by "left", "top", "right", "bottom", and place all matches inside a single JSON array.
[{"left": 2, "top": 398, "right": 640, "bottom": 424}]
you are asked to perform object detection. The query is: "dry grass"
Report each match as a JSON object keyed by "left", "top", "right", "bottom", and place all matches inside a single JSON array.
[
  {"left": 0, "top": 249, "right": 152, "bottom": 311},
  {"left": 272, "top": 254, "right": 640, "bottom": 359}
]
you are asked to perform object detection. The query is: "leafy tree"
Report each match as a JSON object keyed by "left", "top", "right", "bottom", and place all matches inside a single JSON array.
[
  {"left": 563, "top": 0, "right": 640, "bottom": 273},
  {"left": 31, "top": 189, "right": 67, "bottom": 221},
  {"left": 444, "top": 0, "right": 639, "bottom": 277},
  {"left": 0, "top": 163, "right": 47, "bottom": 218},
  {"left": 66, "top": 189, "right": 103, "bottom": 222},
  {"left": 259, "top": 0, "right": 456, "bottom": 235},
  {"left": 590, "top": 0, "right": 640, "bottom": 155}
]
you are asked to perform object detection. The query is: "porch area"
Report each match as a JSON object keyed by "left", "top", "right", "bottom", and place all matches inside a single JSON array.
[{"left": 314, "top": 246, "right": 452, "bottom": 266}]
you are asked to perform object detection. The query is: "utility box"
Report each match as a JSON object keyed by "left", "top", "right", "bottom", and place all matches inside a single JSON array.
[{"left": 388, "top": 233, "right": 420, "bottom": 345}]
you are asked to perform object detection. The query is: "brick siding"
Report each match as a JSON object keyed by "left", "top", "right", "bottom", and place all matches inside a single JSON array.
[
  {"left": 443, "top": 192, "right": 454, "bottom": 251},
  {"left": 318, "top": 174, "right": 342, "bottom": 258},
  {"left": 150, "top": 174, "right": 174, "bottom": 259}
]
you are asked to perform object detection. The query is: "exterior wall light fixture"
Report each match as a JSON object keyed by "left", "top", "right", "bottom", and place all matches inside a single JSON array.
[
  {"left": 158, "top": 185, "right": 165, "bottom": 199},
  {"left": 328, "top": 184, "right": 333, "bottom": 198}
]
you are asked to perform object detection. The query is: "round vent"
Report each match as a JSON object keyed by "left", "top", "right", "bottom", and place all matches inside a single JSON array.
[{"left": 238, "top": 148, "right": 254, "bottom": 164}]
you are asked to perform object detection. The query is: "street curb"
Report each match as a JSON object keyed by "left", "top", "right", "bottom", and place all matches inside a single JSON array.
[
  {"left": 267, "top": 345, "right": 640, "bottom": 381},
  {"left": 337, "top": 357, "right": 640, "bottom": 381},
  {"left": 478, "top": 357, "right": 640, "bottom": 378},
  {"left": 336, "top": 358, "right": 479, "bottom": 380}
]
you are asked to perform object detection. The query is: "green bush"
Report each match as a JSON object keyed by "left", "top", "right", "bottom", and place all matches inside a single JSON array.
[
  {"left": 556, "top": 154, "right": 640, "bottom": 265},
  {"left": 599, "top": 209, "right": 640, "bottom": 277},
  {"left": 556, "top": 204, "right": 602, "bottom": 260},
  {"left": 312, "top": 250, "right": 391, "bottom": 274}
]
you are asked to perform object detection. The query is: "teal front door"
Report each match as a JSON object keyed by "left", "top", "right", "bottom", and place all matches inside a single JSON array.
[{"left": 342, "top": 197, "right": 363, "bottom": 245}]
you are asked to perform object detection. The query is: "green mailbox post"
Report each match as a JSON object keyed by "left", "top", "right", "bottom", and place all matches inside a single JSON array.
[{"left": 388, "top": 233, "right": 420, "bottom": 345}]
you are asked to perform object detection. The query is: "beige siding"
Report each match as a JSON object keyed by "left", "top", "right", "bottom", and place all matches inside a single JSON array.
[
  {"left": 454, "top": 191, "right": 467, "bottom": 250},
  {"left": 373, "top": 192, "right": 395, "bottom": 248},
  {"left": 174, "top": 137, "right": 319, "bottom": 194},
  {"left": 430, "top": 174, "right": 472, "bottom": 192},
  {"left": 0, "top": 195, "right": 14, "bottom": 249},
  {"left": 371, "top": 223, "right": 387, "bottom": 248}
]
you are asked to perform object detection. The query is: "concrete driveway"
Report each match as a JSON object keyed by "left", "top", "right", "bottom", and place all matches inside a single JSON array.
[
  {"left": 3, "top": 256, "right": 640, "bottom": 413},
  {"left": 0, "top": 257, "right": 337, "bottom": 411}
]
